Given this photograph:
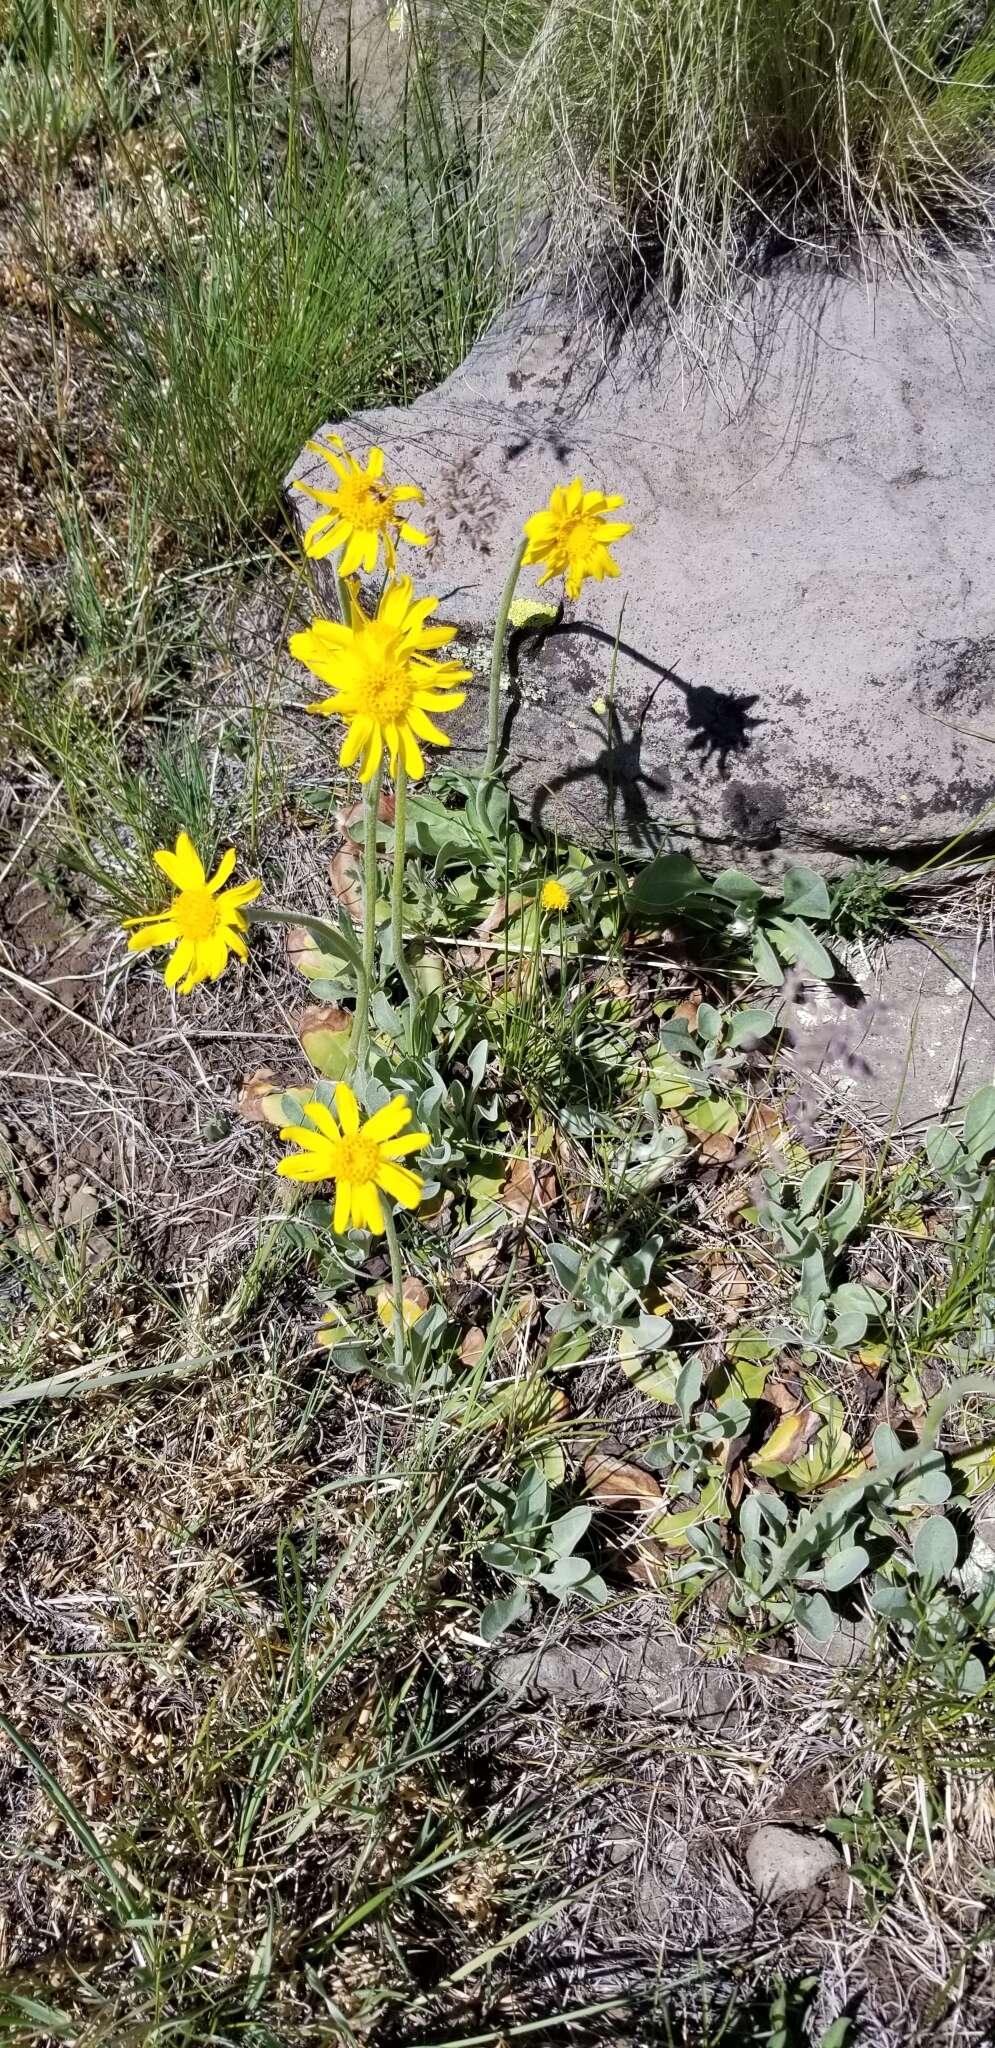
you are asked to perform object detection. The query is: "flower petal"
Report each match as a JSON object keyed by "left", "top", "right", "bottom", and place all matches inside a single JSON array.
[
  {"left": 376, "top": 1161, "right": 423, "bottom": 1207},
  {"left": 303, "top": 1099, "right": 341, "bottom": 1141},
  {"left": 333, "top": 1180, "right": 351, "bottom": 1232},
  {"left": 164, "top": 937, "right": 194, "bottom": 988},
  {"left": 364, "top": 1096, "right": 412, "bottom": 1142},
  {"left": 334, "top": 1083, "right": 361, "bottom": 1135},
  {"left": 208, "top": 848, "right": 237, "bottom": 892},
  {"left": 155, "top": 832, "right": 205, "bottom": 889},
  {"left": 381, "top": 1129, "right": 431, "bottom": 1158},
  {"left": 277, "top": 1151, "right": 331, "bottom": 1182},
  {"left": 126, "top": 918, "right": 180, "bottom": 952}
]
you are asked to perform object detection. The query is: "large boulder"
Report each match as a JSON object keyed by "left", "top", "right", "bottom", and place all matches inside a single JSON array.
[{"left": 287, "top": 265, "right": 995, "bottom": 875}]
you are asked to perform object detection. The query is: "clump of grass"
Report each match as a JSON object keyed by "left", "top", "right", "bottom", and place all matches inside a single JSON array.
[{"left": 472, "top": 0, "right": 995, "bottom": 319}]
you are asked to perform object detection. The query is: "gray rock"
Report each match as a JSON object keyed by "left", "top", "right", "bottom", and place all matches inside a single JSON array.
[
  {"left": 303, "top": 0, "right": 478, "bottom": 130},
  {"left": 492, "top": 1630, "right": 740, "bottom": 1725},
  {"left": 288, "top": 263, "right": 995, "bottom": 875},
  {"left": 795, "top": 1611, "right": 874, "bottom": 1670},
  {"left": 783, "top": 933, "right": 995, "bottom": 1130},
  {"left": 746, "top": 1823, "right": 841, "bottom": 1902}
]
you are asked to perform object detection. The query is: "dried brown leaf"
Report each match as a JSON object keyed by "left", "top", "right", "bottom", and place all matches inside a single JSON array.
[
  {"left": 238, "top": 1067, "right": 283, "bottom": 1123},
  {"left": 582, "top": 1453, "right": 663, "bottom": 1507},
  {"left": 499, "top": 1155, "right": 557, "bottom": 1218}
]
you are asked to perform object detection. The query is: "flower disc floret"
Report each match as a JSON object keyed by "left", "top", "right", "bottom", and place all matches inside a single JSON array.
[
  {"left": 292, "top": 434, "right": 429, "bottom": 576},
  {"left": 523, "top": 479, "right": 632, "bottom": 601},
  {"left": 277, "top": 1085, "right": 430, "bottom": 1235},
  {"left": 540, "top": 878, "right": 571, "bottom": 912},
  {"left": 122, "top": 833, "right": 260, "bottom": 995},
  {"left": 289, "top": 576, "right": 471, "bottom": 783}
]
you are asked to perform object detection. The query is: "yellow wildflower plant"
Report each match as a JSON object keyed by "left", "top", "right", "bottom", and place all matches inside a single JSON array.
[
  {"left": 292, "top": 434, "right": 429, "bottom": 576},
  {"left": 123, "top": 832, "right": 260, "bottom": 995},
  {"left": 523, "top": 479, "right": 632, "bottom": 601},
  {"left": 276, "top": 1083, "right": 429, "bottom": 1235},
  {"left": 540, "top": 877, "right": 571, "bottom": 912},
  {"left": 290, "top": 575, "right": 471, "bottom": 783}
]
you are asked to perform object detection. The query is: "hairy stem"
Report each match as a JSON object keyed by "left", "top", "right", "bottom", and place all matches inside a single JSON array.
[
  {"left": 390, "top": 761, "right": 419, "bottom": 1013},
  {"left": 382, "top": 1205, "right": 405, "bottom": 1375},
  {"left": 484, "top": 535, "right": 527, "bottom": 777},
  {"left": 352, "top": 760, "right": 383, "bottom": 1073},
  {"left": 334, "top": 552, "right": 352, "bottom": 628}
]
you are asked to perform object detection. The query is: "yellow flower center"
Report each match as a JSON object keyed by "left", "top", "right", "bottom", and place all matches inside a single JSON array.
[
  {"left": 333, "top": 1133, "right": 380, "bottom": 1184},
  {"left": 352, "top": 631, "right": 416, "bottom": 724},
  {"left": 172, "top": 886, "right": 221, "bottom": 941},
  {"left": 557, "top": 511, "right": 599, "bottom": 567},
  {"left": 336, "top": 472, "right": 392, "bottom": 533},
  {"left": 541, "top": 879, "right": 570, "bottom": 912}
]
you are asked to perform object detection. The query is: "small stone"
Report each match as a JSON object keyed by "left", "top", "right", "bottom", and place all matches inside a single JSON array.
[
  {"left": 746, "top": 1824, "right": 841, "bottom": 1902},
  {"left": 795, "top": 1611, "right": 873, "bottom": 1670}
]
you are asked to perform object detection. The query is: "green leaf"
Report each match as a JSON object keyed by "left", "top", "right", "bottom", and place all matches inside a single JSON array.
[
  {"left": 825, "top": 1182, "right": 864, "bottom": 1245},
  {"left": 628, "top": 851, "right": 707, "bottom": 918},
  {"left": 769, "top": 916, "right": 835, "bottom": 979},
  {"left": 696, "top": 1002, "right": 723, "bottom": 1046},
  {"left": 480, "top": 1586, "right": 530, "bottom": 1641},
  {"left": 725, "top": 1006, "right": 776, "bottom": 1049},
  {"left": 618, "top": 1334, "right": 683, "bottom": 1404},
  {"left": 912, "top": 1514, "right": 958, "bottom": 1584},
  {"left": 648, "top": 1048, "right": 696, "bottom": 1108},
  {"left": 797, "top": 1160, "right": 834, "bottom": 1217},
  {"left": 794, "top": 1591, "right": 835, "bottom": 1641},
  {"left": 963, "top": 1084, "right": 995, "bottom": 1163},
  {"left": 299, "top": 1017, "right": 352, "bottom": 1081},
  {"left": 779, "top": 866, "right": 832, "bottom": 920},
  {"left": 711, "top": 867, "right": 766, "bottom": 909},
  {"left": 925, "top": 1125, "right": 964, "bottom": 1178},
  {"left": 537, "top": 1553, "right": 591, "bottom": 1593},
  {"left": 675, "top": 1355, "right": 703, "bottom": 1424},
  {"left": 683, "top": 1095, "right": 738, "bottom": 1137},
  {"left": 546, "top": 1505, "right": 592, "bottom": 1555},
  {"left": 823, "top": 1544, "right": 871, "bottom": 1591},
  {"left": 752, "top": 926, "right": 785, "bottom": 985}
]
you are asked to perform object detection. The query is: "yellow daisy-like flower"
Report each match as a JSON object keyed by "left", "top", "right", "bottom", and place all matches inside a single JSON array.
[
  {"left": 523, "top": 479, "right": 632, "bottom": 601},
  {"left": 277, "top": 1084, "right": 430, "bottom": 1235},
  {"left": 540, "top": 877, "right": 571, "bottom": 913},
  {"left": 292, "top": 434, "right": 429, "bottom": 576},
  {"left": 123, "top": 832, "right": 260, "bottom": 995},
  {"left": 289, "top": 576, "right": 471, "bottom": 784}
]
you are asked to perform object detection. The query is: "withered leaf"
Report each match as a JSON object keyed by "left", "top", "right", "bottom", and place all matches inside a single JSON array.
[
  {"left": 499, "top": 1155, "right": 557, "bottom": 1218},
  {"left": 582, "top": 1453, "right": 663, "bottom": 1507},
  {"left": 327, "top": 843, "right": 363, "bottom": 923},
  {"left": 238, "top": 1067, "right": 283, "bottom": 1124}
]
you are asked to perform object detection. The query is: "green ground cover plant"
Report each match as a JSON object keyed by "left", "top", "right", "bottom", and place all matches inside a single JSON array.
[{"left": 3, "top": 3, "right": 995, "bottom": 2044}]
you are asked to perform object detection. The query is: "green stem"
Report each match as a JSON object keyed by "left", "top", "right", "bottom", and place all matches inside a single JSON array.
[
  {"left": 352, "top": 760, "right": 383, "bottom": 1074},
  {"left": 382, "top": 1204, "right": 405, "bottom": 1376},
  {"left": 484, "top": 535, "right": 527, "bottom": 778},
  {"left": 334, "top": 551, "right": 352, "bottom": 628},
  {"left": 390, "top": 761, "right": 418, "bottom": 1014}
]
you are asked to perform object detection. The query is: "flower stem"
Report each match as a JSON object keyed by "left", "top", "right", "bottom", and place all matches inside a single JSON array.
[
  {"left": 484, "top": 535, "right": 527, "bottom": 778},
  {"left": 382, "top": 1204, "right": 405, "bottom": 1376},
  {"left": 334, "top": 552, "right": 351, "bottom": 628},
  {"left": 390, "top": 761, "right": 418, "bottom": 1014},
  {"left": 352, "top": 760, "right": 383, "bottom": 1074}
]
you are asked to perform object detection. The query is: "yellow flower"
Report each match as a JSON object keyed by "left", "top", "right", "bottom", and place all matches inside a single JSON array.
[
  {"left": 540, "top": 877, "right": 571, "bottom": 912},
  {"left": 523, "top": 479, "right": 632, "bottom": 601},
  {"left": 291, "top": 434, "right": 429, "bottom": 576},
  {"left": 123, "top": 832, "right": 260, "bottom": 994},
  {"left": 289, "top": 576, "right": 471, "bottom": 783},
  {"left": 276, "top": 1083, "right": 430, "bottom": 1234}
]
